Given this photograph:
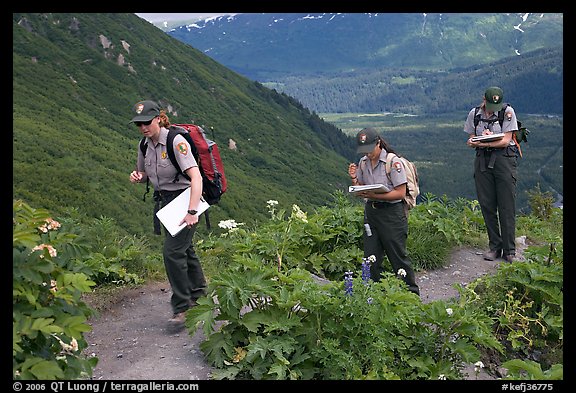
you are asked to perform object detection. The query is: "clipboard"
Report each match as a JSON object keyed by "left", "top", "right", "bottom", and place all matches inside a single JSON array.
[
  {"left": 471, "top": 133, "right": 504, "bottom": 143},
  {"left": 155, "top": 188, "right": 210, "bottom": 237},
  {"left": 348, "top": 184, "right": 390, "bottom": 195}
]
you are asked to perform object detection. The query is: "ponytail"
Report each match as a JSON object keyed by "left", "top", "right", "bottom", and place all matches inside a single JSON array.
[
  {"left": 378, "top": 137, "right": 396, "bottom": 156},
  {"left": 158, "top": 109, "right": 171, "bottom": 128}
]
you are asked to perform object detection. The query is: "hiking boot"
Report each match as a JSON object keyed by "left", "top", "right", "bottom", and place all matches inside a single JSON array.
[
  {"left": 483, "top": 249, "right": 501, "bottom": 261},
  {"left": 503, "top": 254, "right": 517, "bottom": 263},
  {"left": 168, "top": 312, "right": 186, "bottom": 325}
]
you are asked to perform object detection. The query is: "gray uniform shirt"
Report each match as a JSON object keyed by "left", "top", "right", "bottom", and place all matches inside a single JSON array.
[
  {"left": 463, "top": 106, "right": 518, "bottom": 146},
  {"left": 357, "top": 149, "right": 406, "bottom": 203},
  {"left": 137, "top": 127, "right": 198, "bottom": 191}
]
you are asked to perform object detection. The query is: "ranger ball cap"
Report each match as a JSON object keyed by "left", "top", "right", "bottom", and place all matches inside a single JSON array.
[
  {"left": 130, "top": 100, "right": 160, "bottom": 123},
  {"left": 356, "top": 127, "right": 380, "bottom": 154},
  {"left": 484, "top": 87, "right": 504, "bottom": 113}
]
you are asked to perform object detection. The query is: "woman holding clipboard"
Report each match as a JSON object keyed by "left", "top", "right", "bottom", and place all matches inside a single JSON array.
[
  {"left": 348, "top": 128, "right": 420, "bottom": 296},
  {"left": 464, "top": 87, "right": 520, "bottom": 264}
]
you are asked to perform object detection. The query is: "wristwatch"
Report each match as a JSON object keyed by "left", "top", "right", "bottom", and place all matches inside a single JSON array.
[{"left": 187, "top": 209, "right": 198, "bottom": 215}]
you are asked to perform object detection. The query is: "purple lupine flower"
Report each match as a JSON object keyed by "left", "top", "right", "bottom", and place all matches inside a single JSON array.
[
  {"left": 344, "top": 271, "right": 354, "bottom": 296},
  {"left": 361, "top": 258, "right": 371, "bottom": 284}
]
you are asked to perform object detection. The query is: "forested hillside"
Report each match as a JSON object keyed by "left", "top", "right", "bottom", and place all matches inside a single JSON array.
[{"left": 265, "top": 47, "right": 563, "bottom": 115}]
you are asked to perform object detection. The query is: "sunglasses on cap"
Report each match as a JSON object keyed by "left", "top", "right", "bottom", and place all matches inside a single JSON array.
[{"left": 134, "top": 118, "right": 156, "bottom": 127}]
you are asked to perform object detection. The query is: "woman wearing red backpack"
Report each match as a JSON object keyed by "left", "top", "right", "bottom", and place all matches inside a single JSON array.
[{"left": 128, "top": 100, "right": 207, "bottom": 329}]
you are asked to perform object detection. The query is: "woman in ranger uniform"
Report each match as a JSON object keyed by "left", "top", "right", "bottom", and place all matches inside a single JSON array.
[
  {"left": 464, "top": 87, "right": 520, "bottom": 263},
  {"left": 128, "top": 100, "right": 207, "bottom": 328},
  {"left": 348, "top": 127, "right": 419, "bottom": 296}
]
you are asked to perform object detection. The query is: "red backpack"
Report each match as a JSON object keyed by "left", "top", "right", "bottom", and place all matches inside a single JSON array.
[
  {"left": 170, "top": 124, "right": 227, "bottom": 204},
  {"left": 140, "top": 124, "right": 227, "bottom": 230}
]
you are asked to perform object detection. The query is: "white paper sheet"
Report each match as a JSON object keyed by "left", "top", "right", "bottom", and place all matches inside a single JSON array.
[{"left": 155, "top": 188, "right": 210, "bottom": 236}]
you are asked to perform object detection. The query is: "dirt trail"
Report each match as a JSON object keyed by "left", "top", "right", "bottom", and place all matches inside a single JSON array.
[{"left": 84, "top": 246, "right": 517, "bottom": 381}]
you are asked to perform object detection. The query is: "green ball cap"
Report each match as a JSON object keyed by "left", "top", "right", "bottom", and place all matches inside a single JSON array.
[
  {"left": 356, "top": 127, "right": 380, "bottom": 154},
  {"left": 484, "top": 86, "right": 503, "bottom": 113},
  {"left": 130, "top": 100, "right": 160, "bottom": 123}
]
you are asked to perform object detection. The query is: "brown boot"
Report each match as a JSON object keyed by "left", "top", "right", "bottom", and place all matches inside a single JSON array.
[{"left": 483, "top": 249, "right": 501, "bottom": 261}]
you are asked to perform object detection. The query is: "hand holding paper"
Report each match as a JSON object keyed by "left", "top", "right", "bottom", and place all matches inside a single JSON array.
[{"left": 155, "top": 188, "right": 210, "bottom": 236}]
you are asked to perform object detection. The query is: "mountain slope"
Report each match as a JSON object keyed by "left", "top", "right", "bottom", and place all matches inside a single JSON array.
[{"left": 12, "top": 13, "right": 355, "bottom": 234}]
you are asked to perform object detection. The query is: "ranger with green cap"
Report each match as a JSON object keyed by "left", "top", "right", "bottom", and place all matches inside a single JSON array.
[
  {"left": 128, "top": 100, "right": 207, "bottom": 330},
  {"left": 463, "top": 87, "right": 520, "bottom": 263},
  {"left": 348, "top": 128, "right": 420, "bottom": 296}
]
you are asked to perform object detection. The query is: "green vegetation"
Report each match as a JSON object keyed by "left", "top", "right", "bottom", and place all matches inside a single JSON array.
[
  {"left": 14, "top": 185, "right": 563, "bottom": 380},
  {"left": 184, "top": 189, "right": 562, "bottom": 380},
  {"left": 13, "top": 200, "right": 163, "bottom": 380}
]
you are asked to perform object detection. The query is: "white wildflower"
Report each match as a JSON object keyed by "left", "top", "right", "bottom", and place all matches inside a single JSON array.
[
  {"left": 292, "top": 204, "right": 308, "bottom": 223},
  {"left": 438, "top": 374, "right": 446, "bottom": 380},
  {"left": 474, "top": 361, "right": 484, "bottom": 373},
  {"left": 266, "top": 200, "right": 278, "bottom": 207},
  {"left": 38, "top": 218, "right": 61, "bottom": 233},
  {"left": 397, "top": 268, "right": 407, "bottom": 277},
  {"left": 50, "top": 279, "right": 58, "bottom": 293},
  {"left": 31, "top": 244, "right": 57, "bottom": 258},
  {"left": 53, "top": 334, "right": 78, "bottom": 353},
  {"left": 446, "top": 308, "right": 453, "bottom": 316},
  {"left": 367, "top": 255, "right": 376, "bottom": 263},
  {"left": 70, "top": 338, "right": 78, "bottom": 352},
  {"left": 218, "top": 219, "right": 244, "bottom": 230}
]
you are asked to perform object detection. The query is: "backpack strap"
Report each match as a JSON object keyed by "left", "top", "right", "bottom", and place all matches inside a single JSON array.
[
  {"left": 139, "top": 138, "right": 151, "bottom": 201},
  {"left": 166, "top": 125, "right": 204, "bottom": 182},
  {"left": 474, "top": 104, "right": 508, "bottom": 133},
  {"left": 497, "top": 103, "right": 523, "bottom": 157},
  {"left": 139, "top": 138, "right": 161, "bottom": 235},
  {"left": 473, "top": 106, "right": 481, "bottom": 130},
  {"left": 166, "top": 127, "right": 187, "bottom": 182},
  {"left": 497, "top": 104, "right": 507, "bottom": 128}
]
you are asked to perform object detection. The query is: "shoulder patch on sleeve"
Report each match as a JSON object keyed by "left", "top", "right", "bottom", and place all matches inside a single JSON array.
[
  {"left": 393, "top": 161, "right": 402, "bottom": 172},
  {"left": 176, "top": 142, "right": 188, "bottom": 155}
]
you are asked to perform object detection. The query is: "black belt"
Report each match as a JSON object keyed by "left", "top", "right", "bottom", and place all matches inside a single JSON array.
[
  {"left": 369, "top": 201, "right": 399, "bottom": 209},
  {"left": 158, "top": 189, "right": 186, "bottom": 199}
]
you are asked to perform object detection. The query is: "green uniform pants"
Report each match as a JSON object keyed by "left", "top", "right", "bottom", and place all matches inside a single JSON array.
[
  {"left": 160, "top": 191, "right": 207, "bottom": 315},
  {"left": 474, "top": 148, "right": 518, "bottom": 256},
  {"left": 364, "top": 201, "right": 419, "bottom": 295}
]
